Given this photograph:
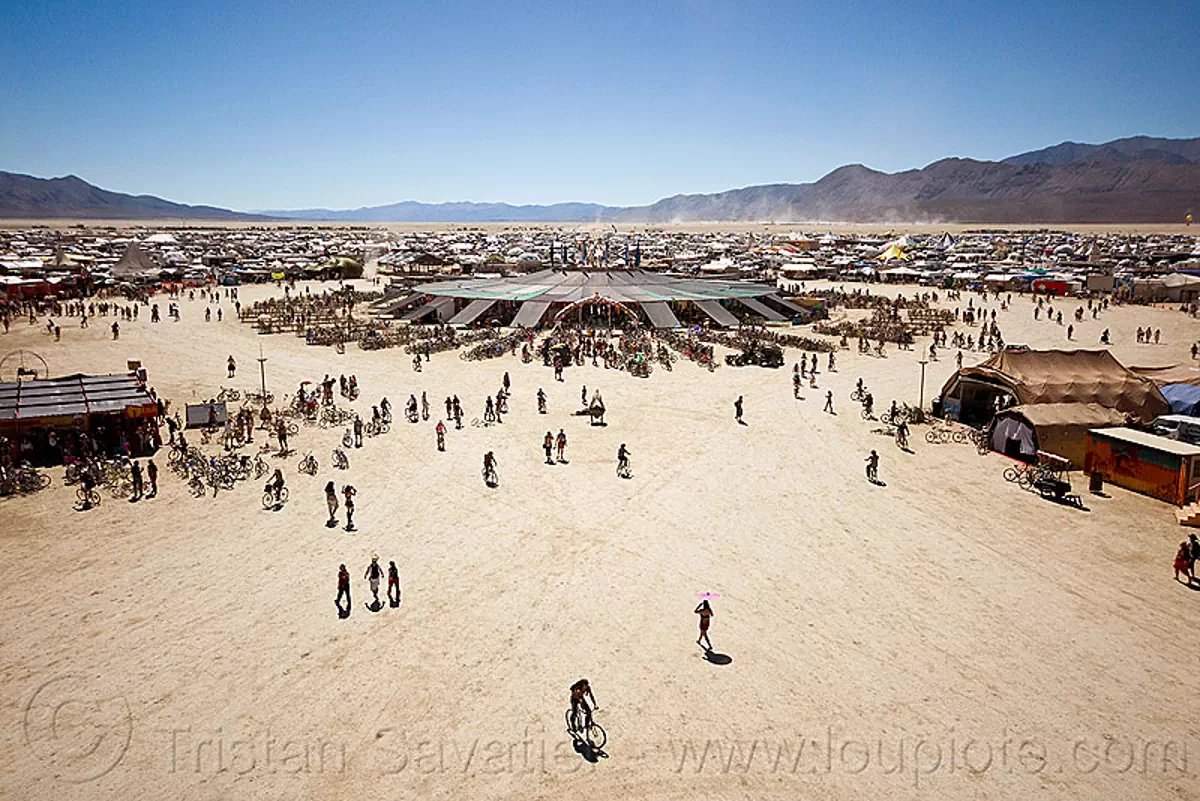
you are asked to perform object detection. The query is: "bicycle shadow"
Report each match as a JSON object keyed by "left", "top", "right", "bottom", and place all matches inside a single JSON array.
[{"left": 571, "top": 738, "right": 608, "bottom": 763}]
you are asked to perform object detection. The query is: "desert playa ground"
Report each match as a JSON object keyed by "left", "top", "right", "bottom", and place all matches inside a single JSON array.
[{"left": 2, "top": 278, "right": 1199, "bottom": 801}]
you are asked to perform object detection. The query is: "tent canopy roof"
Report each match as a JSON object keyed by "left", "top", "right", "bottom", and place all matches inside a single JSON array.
[
  {"left": 943, "top": 348, "right": 1169, "bottom": 423},
  {"left": 996, "top": 402, "right": 1129, "bottom": 428}
]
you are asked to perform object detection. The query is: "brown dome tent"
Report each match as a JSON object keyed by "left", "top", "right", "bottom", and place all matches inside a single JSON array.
[{"left": 939, "top": 348, "right": 1169, "bottom": 427}]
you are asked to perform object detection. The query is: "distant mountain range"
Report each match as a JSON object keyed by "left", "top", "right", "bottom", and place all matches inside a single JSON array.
[
  {"left": 0, "top": 172, "right": 269, "bottom": 221},
  {"left": 3, "top": 136, "right": 1199, "bottom": 224},
  {"left": 258, "top": 200, "right": 611, "bottom": 223}
]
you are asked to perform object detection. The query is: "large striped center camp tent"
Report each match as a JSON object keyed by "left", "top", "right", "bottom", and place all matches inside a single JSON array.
[{"left": 388, "top": 269, "right": 803, "bottom": 328}]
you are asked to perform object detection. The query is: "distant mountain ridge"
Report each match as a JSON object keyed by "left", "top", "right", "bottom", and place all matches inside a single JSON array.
[
  {"left": 258, "top": 200, "right": 610, "bottom": 223},
  {"left": 1002, "top": 136, "right": 1200, "bottom": 166},
  {"left": 0, "top": 171, "right": 266, "bottom": 221},
  {"left": 3, "top": 135, "right": 1199, "bottom": 223}
]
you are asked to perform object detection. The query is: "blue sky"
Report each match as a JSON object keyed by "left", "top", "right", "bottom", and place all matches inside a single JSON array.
[{"left": 2, "top": 0, "right": 1196, "bottom": 210}]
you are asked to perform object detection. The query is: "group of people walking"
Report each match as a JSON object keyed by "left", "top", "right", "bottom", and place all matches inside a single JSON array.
[{"left": 336, "top": 554, "right": 400, "bottom": 617}]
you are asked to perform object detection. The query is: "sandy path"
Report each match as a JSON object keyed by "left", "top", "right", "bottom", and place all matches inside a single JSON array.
[{"left": 1, "top": 281, "right": 1198, "bottom": 800}]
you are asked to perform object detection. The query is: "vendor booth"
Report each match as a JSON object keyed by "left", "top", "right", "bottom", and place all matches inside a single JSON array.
[
  {"left": 1084, "top": 427, "right": 1200, "bottom": 506},
  {"left": 0, "top": 373, "right": 160, "bottom": 466}
]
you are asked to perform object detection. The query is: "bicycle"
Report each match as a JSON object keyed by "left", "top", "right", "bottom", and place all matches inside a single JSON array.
[
  {"left": 342, "top": 428, "right": 354, "bottom": 448},
  {"left": 75, "top": 486, "right": 102, "bottom": 509},
  {"left": 298, "top": 452, "right": 319, "bottom": 475},
  {"left": 263, "top": 486, "right": 289, "bottom": 509},
  {"left": 482, "top": 465, "right": 498, "bottom": 486},
  {"left": 565, "top": 708, "right": 607, "bottom": 750},
  {"left": 617, "top": 460, "right": 632, "bottom": 479}
]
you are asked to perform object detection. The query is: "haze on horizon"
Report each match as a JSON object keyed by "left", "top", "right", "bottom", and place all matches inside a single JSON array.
[{"left": 2, "top": 0, "right": 1196, "bottom": 213}]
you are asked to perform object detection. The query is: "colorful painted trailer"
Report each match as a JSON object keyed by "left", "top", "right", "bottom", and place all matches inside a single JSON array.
[{"left": 1084, "top": 427, "right": 1200, "bottom": 506}]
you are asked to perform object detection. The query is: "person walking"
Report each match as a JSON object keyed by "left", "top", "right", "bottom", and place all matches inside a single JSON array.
[
  {"left": 865, "top": 450, "right": 880, "bottom": 482},
  {"left": 276, "top": 418, "right": 289, "bottom": 454},
  {"left": 146, "top": 459, "right": 158, "bottom": 498},
  {"left": 325, "top": 481, "right": 339, "bottom": 527},
  {"left": 227, "top": 355, "right": 236, "bottom": 378},
  {"left": 387, "top": 561, "right": 401, "bottom": 607},
  {"left": 695, "top": 599, "right": 714, "bottom": 650},
  {"left": 436, "top": 420, "right": 446, "bottom": 451},
  {"left": 336, "top": 564, "right": 352, "bottom": 612},
  {"left": 130, "top": 460, "right": 144, "bottom": 501},
  {"left": 556, "top": 428, "right": 567, "bottom": 462},
  {"left": 421, "top": 392, "right": 429, "bottom": 421},
  {"left": 365, "top": 555, "right": 384, "bottom": 606},
  {"left": 353, "top": 415, "right": 364, "bottom": 448},
  {"left": 343, "top": 484, "right": 357, "bottom": 531},
  {"left": 734, "top": 396, "right": 745, "bottom": 424},
  {"left": 823, "top": 390, "right": 834, "bottom": 414},
  {"left": 543, "top": 432, "right": 555, "bottom": 465},
  {"left": 581, "top": 385, "right": 588, "bottom": 407},
  {"left": 1174, "top": 540, "right": 1193, "bottom": 585}
]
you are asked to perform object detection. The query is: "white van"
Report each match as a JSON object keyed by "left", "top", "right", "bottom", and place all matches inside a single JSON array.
[{"left": 1151, "top": 415, "right": 1200, "bottom": 445}]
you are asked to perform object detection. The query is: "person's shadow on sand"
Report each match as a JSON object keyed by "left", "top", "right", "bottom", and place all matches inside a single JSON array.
[
  {"left": 868, "top": 478, "right": 887, "bottom": 487},
  {"left": 335, "top": 600, "right": 351, "bottom": 619},
  {"left": 702, "top": 649, "right": 733, "bottom": 665},
  {"left": 366, "top": 599, "right": 384, "bottom": 613}
]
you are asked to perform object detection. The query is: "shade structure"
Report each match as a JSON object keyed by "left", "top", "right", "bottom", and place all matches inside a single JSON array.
[
  {"left": 642, "top": 302, "right": 682, "bottom": 329},
  {"left": 0, "top": 373, "right": 157, "bottom": 427},
  {"left": 736, "top": 297, "right": 785, "bottom": 321},
  {"left": 695, "top": 300, "right": 740, "bottom": 327},
  {"left": 413, "top": 269, "right": 782, "bottom": 329},
  {"left": 402, "top": 296, "right": 455, "bottom": 322},
  {"left": 512, "top": 300, "right": 551, "bottom": 328},
  {"left": 447, "top": 298, "right": 497, "bottom": 325}
]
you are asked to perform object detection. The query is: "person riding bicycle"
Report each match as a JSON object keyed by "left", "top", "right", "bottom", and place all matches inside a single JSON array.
[
  {"left": 862, "top": 392, "right": 874, "bottom": 417},
  {"left": 895, "top": 420, "right": 909, "bottom": 448},
  {"left": 570, "top": 679, "right": 598, "bottom": 733},
  {"left": 269, "top": 468, "right": 285, "bottom": 503},
  {"left": 380, "top": 397, "right": 391, "bottom": 422},
  {"left": 617, "top": 443, "right": 631, "bottom": 474}
]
